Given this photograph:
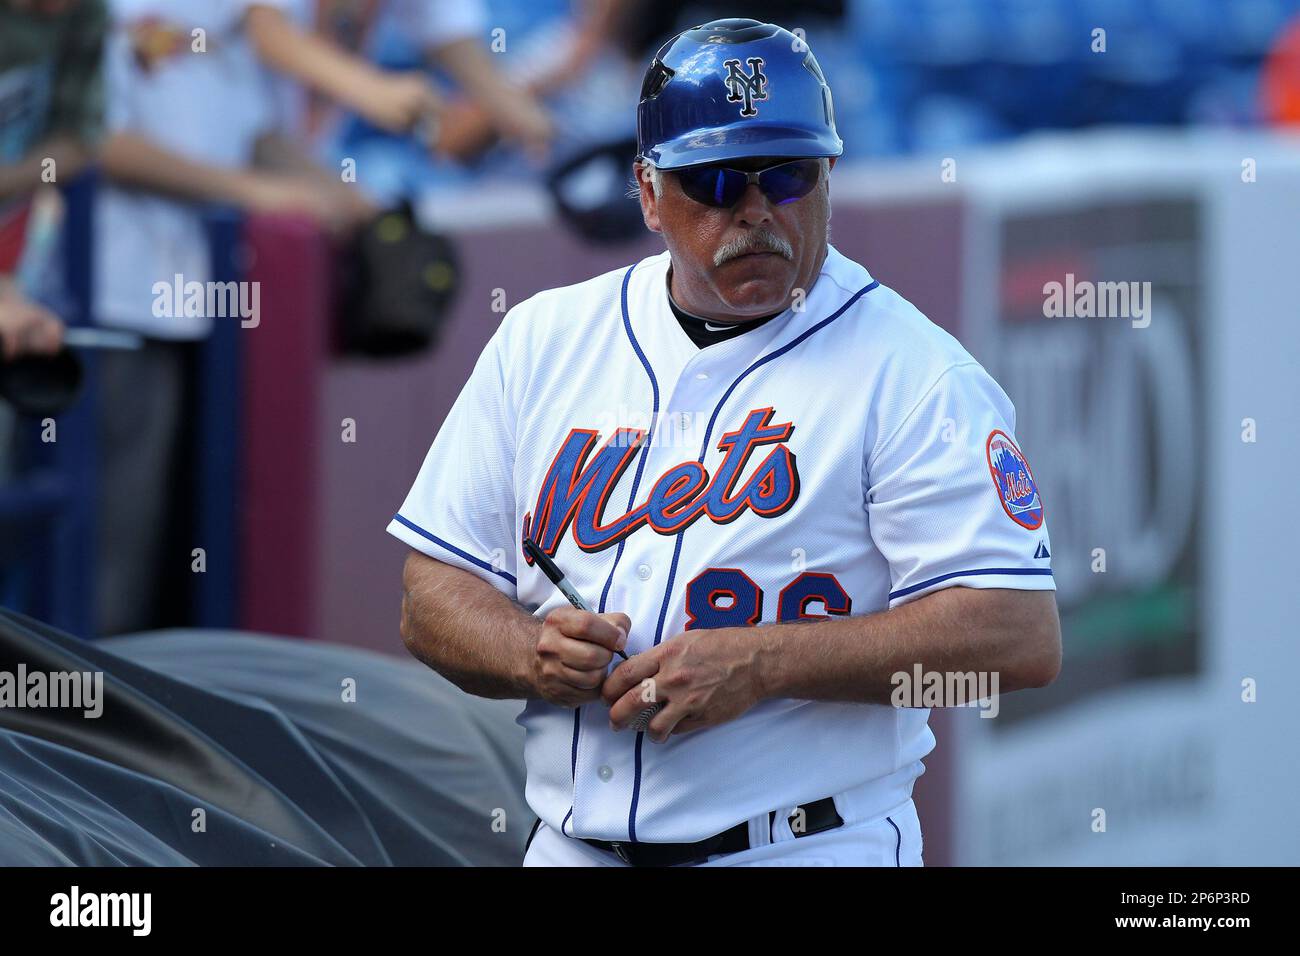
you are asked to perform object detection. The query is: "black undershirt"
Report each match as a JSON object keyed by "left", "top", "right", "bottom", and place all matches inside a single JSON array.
[{"left": 666, "top": 276, "right": 782, "bottom": 349}]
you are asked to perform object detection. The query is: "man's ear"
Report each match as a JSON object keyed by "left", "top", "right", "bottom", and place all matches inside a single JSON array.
[{"left": 635, "top": 162, "right": 662, "bottom": 234}]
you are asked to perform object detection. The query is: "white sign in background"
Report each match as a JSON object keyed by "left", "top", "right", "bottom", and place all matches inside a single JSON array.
[{"left": 948, "top": 132, "right": 1300, "bottom": 865}]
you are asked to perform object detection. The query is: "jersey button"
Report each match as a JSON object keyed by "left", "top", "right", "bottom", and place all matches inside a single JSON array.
[
  {"left": 598, "top": 765, "right": 613, "bottom": 782},
  {"left": 636, "top": 564, "right": 652, "bottom": 581},
  {"left": 695, "top": 372, "right": 709, "bottom": 380}
]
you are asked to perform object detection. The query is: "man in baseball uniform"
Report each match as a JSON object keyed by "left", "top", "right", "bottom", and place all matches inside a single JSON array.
[{"left": 391, "top": 18, "right": 1061, "bottom": 867}]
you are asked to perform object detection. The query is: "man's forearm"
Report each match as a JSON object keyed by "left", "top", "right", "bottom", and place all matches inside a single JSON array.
[
  {"left": 98, "top": 131, "right": 251, "bottom": 205},
  {"left": 752, "top": 586, "right": 1061, "bottom": 704},
  {"left": 400, "top": 552, "right": 541, "bottom": 699},
  {"left": 0, "top": 137, "right": 91, "bottom": 202},
  {"left": 244, "top": 6, "right": 395, "bottom": 122},
  {"left": 428, "top": 38, "right": 541, "bottom": 131}
]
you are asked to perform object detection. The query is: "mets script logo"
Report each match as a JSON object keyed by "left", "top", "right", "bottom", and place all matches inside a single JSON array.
[
  {"left": 723, "top": 57, "right": 769, "bottom": 117},
  {"left": 523, "top": 407, "right": 799, "bottom": 556},
  {"left": 985, "top": 430, "right": 1044, "bottom": 530}
]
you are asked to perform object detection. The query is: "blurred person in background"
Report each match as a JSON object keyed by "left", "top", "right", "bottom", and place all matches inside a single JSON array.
[
  {"left": 0, "top": 0, "right": 106, "bottom": 361},
  {"left": 0, "top": 0, "right": 101, "bottom": 502},
  {"left": 246, "top": 0, "right": 446, "bottom": 143},
  {"left": 91, "top": 0, "right": 495, "bottom": 635},
  {"left": 270, "top": 0, "right": 555, "bottom": 191},
  {"left": 0, "top": 279, "right": 62, "bottom": 360}
]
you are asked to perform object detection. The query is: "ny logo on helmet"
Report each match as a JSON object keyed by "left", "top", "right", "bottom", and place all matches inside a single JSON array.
[{"left": 723, "top": 57, "right": 768, "bottom": 117}]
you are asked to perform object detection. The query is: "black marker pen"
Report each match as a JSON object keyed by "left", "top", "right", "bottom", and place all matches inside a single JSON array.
[{"left": 524, "top": 538, "right": 628, "bottom": 661}]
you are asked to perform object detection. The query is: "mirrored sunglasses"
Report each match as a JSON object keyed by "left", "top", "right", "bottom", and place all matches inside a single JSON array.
[{"left": 672, "top": 158, "right": 823, "bottom": 209}]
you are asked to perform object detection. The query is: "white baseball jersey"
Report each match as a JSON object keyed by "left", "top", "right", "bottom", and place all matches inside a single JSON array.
[{"left": 389, "top": 244, "right": 1054, "bottom": 843}]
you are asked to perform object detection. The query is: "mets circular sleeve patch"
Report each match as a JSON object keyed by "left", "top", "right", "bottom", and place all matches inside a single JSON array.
[{"left": 985, "top": 429, "right": 1044, "bottom": 530}]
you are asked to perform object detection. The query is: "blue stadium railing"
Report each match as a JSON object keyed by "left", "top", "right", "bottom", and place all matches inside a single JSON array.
[{"left": 193, "top": 208, "right": 242, "bottom": 631}]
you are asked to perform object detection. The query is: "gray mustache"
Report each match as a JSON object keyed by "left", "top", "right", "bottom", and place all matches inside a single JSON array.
[{"left": 714, "top": 229, "right": 794, "bottom": 267}]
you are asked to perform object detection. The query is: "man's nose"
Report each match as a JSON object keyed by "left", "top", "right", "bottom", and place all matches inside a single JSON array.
[{"left": 732, "top": 183, "right": 773, "bottom": 226}]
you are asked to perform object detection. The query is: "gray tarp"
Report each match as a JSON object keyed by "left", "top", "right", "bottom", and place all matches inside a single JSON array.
[{"left": 0, "top": 609, "right": 529, "bottom": 865}]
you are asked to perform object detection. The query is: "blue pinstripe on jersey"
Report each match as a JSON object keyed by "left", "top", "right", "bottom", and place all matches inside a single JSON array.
[{"left": 564, "top": 263, "right": 663, "bottom": 840}]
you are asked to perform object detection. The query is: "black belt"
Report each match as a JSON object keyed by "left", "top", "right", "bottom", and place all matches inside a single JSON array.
[{"left": 580, "top": 797, "right": 844, "bottom": 867}]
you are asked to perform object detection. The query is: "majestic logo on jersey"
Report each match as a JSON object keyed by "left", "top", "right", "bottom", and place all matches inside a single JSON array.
[
  {"left": 523, "top": 407, "right": 799, "bottom": 556},
  {"left": 986, "top": 430, "right": 1044, "bottom": 530},
  {"left": 723, "top": 57, "right": 769, "bottom": 117}
]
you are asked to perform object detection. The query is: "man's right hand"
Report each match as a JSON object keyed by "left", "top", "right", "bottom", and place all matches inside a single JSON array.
[
  {"left": 532, "top": 607, "right": 631, "bottom": 707},
  {"left": 358, "top": 71, "right": 443, "bottom": 135},
  {"left": 0, "top": 287, "right": 63, "bottom": 361}
]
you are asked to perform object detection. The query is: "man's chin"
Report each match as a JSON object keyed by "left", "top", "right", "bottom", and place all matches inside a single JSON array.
[{"left": 712, "top": 269, "right": 793, "bottom": 316}]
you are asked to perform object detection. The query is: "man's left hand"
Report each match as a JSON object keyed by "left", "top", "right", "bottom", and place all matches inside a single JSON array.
[{"left": 602, "top": 627, "right": 767, "bottom": 743}]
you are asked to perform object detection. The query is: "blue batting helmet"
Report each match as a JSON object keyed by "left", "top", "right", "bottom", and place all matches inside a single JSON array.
[{"left": 636, "top": 18, "right": 843, "bottom": 170}]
